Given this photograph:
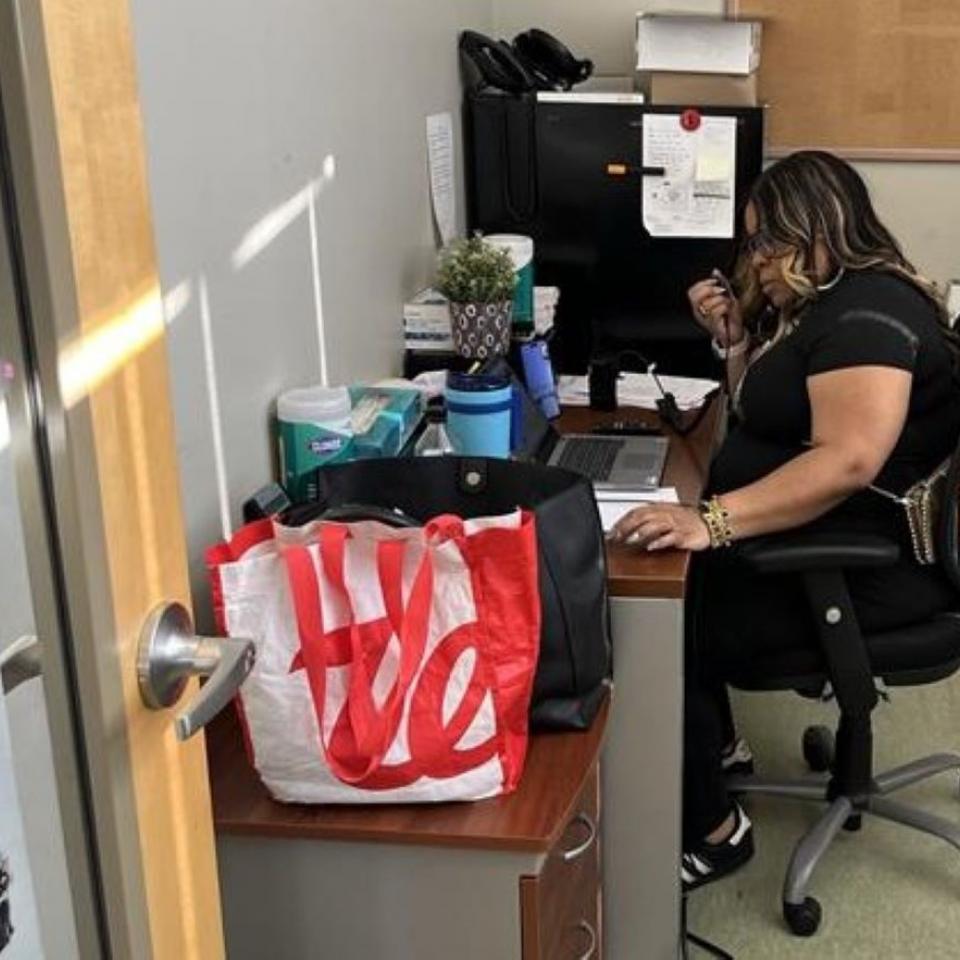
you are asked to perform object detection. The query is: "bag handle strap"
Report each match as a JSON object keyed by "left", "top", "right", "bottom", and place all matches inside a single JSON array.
[
  {"left": 320, "top": 525, "right": 432, "bottom": 763},
  {"left": 284, "top": 524, "right": 433, "bottom": 784}
]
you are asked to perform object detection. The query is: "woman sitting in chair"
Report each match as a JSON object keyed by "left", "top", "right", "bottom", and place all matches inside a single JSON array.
[{"left": 610, "top": 150, "right": 960, "bottom": 889}]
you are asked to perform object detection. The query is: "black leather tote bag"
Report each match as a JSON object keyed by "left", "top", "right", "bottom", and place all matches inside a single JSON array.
[{"left": 285, "top": 457, "right": 612, "bottom": 730}]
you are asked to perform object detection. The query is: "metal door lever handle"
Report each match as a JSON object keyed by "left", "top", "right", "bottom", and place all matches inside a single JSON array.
[
  {"left": 137, "top": 602, "right": 255, "bottom": 741},
  {"left": 0, "top": 634, "right": 41, "bottom": 695}
]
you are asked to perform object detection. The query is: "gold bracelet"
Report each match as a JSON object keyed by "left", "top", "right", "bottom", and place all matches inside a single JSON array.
[{"left": 698, "top": 496, "right": 735, "bottom": 548}]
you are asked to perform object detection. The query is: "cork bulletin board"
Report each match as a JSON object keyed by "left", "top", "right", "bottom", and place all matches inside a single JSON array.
[{"left": 727, "top": 0, "right": 960, "bottom": 160}]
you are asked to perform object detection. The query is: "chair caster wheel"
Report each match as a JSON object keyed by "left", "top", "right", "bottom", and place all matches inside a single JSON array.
[
  {"left": 843, "top": 813, "right": 863, "bottom": 832},
  {"left": 802, "top": 725, "right": 834, "bottom": 772},
  {"left": 783, "top": 896, "right": 822, "bottom": 936}
]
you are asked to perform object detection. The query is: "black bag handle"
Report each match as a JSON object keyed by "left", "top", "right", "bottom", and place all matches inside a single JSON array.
[{"left": 318, "top": 504, "right": 422, "bottom": 529}]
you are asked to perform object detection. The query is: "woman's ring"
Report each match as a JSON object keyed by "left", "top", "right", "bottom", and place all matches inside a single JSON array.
[{"left": 698, "top": 304, "right": 709, "bottom": 318}]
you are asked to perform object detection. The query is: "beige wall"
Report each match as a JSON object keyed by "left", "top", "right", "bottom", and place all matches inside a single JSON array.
[
  {"left": 493, "top": 0, "right": 960, "bottom": 285},
  {"left": 857, "top": 163, "right": 960, "bottom": 286}
]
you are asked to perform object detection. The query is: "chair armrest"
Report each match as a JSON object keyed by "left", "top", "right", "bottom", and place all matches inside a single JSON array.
[{"left": 738, "top": 533, "right": 900, "bottom": 575}]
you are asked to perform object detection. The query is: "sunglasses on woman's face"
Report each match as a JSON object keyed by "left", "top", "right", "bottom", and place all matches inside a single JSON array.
[{"left": 742, "top": 230, "right": 790, "bottom": 259}]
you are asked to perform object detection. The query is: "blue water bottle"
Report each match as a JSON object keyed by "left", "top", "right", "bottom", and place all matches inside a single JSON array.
[{"left": 520, "top": 339, "right": 560, "bottom": 420}]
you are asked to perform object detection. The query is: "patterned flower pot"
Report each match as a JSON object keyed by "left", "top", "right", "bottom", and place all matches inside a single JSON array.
[{"left": 449, "top": 300, "right": 513, "bottom": 360}]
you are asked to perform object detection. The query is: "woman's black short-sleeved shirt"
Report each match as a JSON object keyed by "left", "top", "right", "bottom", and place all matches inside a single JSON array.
[{"left": 710, "top": 268, "right": 960, "bottom": 538}]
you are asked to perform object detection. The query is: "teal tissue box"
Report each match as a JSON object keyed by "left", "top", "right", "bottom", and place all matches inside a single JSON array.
[
  {"left": 351, "top": 415, "right": 401, "bottom": 460},
  {"left": 349, "top": 386, "right": 423, "bottom": 457}
]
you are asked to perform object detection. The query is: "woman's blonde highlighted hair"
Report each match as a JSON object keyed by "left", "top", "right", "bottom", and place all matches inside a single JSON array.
[{"left": 734, "top": 151, "right": 947, "bottom": 334}]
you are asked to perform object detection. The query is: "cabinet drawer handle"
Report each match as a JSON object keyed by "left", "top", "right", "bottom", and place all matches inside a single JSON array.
[
  {"left": 562, "top": 812, "right": 597, "bottom": 862},
  {"left": 575, "top": 919, "right": 597, "bottom": 960}
]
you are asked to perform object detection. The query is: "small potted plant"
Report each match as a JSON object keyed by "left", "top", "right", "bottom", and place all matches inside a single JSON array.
[{"left": 436, "top": 235, "right": 516, "bottom": 359}]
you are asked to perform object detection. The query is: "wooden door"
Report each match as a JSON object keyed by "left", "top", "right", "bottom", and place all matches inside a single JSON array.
[{"left": 0, "top": 0, "right": 224, "bottom": 956}]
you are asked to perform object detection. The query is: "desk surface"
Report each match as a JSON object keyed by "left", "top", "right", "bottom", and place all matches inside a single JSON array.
[
  {"left": 209, "top": 699, "right": 606, "bottom": 853},
  {"left": 560, "top": 398, "right": 721, "bottom": 600}
]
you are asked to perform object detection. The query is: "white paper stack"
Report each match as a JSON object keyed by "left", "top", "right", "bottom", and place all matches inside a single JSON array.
[
  {"left": 556, "top": 373, "right": 718, "bottom": 410},
  {"left": 403, "top": 287, "right": 453, "bottom": 352},
  {"left": 596, "top": 487, "right": 680, "bottom": 533}
]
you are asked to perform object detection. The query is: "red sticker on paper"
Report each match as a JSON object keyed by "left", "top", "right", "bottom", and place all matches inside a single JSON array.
[{"left": 680, "top": 109, "right": 701, "bottom": 132}]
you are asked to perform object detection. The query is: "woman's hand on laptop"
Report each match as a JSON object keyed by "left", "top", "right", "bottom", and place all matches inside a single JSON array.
[{"left": 608, "top": 503, "right": 710, "bottom": 552}]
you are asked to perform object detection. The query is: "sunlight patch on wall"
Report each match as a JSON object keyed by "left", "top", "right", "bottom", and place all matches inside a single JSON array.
[
  {"left": 162, "top": 279, "right": 193, "bottom": 327},
  {"left": 231, "top": 155, "right": 336, "bottom": 271},
  {"left": 198, "top": 276, "right": 231, "bottom": 542},
  {"left": 231, "top": 155, "right": 337, "bottom": 385}
]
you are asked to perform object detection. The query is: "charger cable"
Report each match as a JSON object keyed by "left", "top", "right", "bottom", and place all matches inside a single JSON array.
[{"left": 616, "top": 350, "right": 717, "bottom": 437}]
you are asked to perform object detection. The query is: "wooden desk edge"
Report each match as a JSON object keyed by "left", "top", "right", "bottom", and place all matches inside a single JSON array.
[
  {"left": 607, "top": 575, "right": 686, "bottom": 599},
  {"left": 575, "top": 397, "right": 721, "bottom": 600},
  {"left": 210, "top": 699, "right": 609, "bottom": 855}
]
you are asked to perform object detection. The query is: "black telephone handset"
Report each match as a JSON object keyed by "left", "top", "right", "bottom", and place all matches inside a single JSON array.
[
  {"left": 459, "top": 31, "right": 537, "bottom": 95},
  {"left": 512, "top": 29, "right": 593, "bottom": 91}
]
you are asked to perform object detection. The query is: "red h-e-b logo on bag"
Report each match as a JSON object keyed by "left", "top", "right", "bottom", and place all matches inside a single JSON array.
[{"left": 284, "top": 516, "right": 539, "bottom": 792}]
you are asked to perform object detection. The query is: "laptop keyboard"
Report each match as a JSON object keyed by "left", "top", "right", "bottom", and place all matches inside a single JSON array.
[{"left": 555, "top": 437, "right": 625, "bottom": 481}]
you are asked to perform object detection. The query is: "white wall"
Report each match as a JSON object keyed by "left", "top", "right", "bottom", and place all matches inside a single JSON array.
[
  {"left": 493, "top": 0, "right": 960, "bottom": 285},
  {"left": 130, "top": 0, "right": 492, "bottom": 617},
  {"left": 857, "top": 162, "right": 960, "bottom": 287}
]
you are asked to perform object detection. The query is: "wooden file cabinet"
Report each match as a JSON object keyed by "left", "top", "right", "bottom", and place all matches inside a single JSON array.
[
  {"left": 208, "top": 701, "right": 607, "bottom": 960},
  {"left": 521, "top": 768, "right": 601, "bottom": 959}
]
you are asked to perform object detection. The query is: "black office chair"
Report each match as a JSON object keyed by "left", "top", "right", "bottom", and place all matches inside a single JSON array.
[{"left": 726, "top": 440, "right": 960, "bottom": 937}]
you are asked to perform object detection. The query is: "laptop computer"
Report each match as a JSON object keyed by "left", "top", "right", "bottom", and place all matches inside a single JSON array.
[{"left": 486, "top": 358, "right": 669, "bottom": 492}]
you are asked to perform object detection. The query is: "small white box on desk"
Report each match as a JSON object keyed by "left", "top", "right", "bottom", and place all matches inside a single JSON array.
[
  {"left": 636, "top": 14, "right": 762, "bottom": 76},
  {"left": 403, "top": 287, "right": 450, "bottom": 328},
  {"left": 403, "top": 287, "right": 452, "bottom": 350}
]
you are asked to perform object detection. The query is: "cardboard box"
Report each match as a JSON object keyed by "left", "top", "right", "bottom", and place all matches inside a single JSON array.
[
  {"left": 577, "top": 75, "right": 636, "bottom": 94},
  {"left": 639, "top": 71, "right": 759, "bottom": 107},
  {"left": 636, "top": 15, "right": 762, "bottom": 76}
]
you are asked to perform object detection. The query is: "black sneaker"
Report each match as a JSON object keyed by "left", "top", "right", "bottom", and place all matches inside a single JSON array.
[
  {"left": 721, "top": 736, "right": 754, "bottom": 777},
  {"left": 682, "top": 802, "right": 755, "bottom": 893}
]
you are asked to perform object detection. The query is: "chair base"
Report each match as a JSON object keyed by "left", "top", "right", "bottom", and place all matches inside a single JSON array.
[{"left": 727, "top": 751, "right": 960, "bottom": 935}]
